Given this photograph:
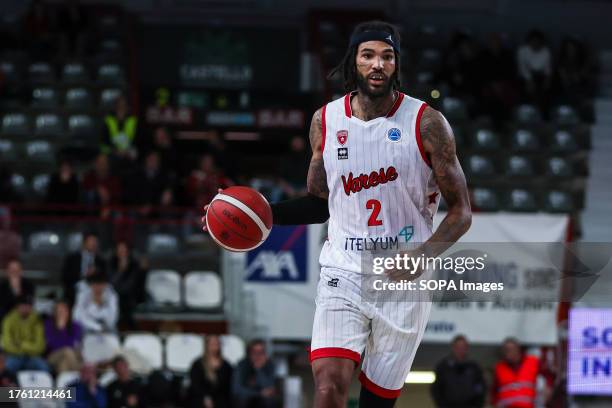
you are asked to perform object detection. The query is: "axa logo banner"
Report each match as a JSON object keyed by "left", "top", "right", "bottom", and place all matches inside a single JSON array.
[{"left": 246, "top": 225, "right": 307, "bottom": 282}]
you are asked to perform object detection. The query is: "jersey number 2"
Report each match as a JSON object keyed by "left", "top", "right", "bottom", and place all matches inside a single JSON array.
[{"left": 366, "top": 199, "right": 383, "bottom": 226}]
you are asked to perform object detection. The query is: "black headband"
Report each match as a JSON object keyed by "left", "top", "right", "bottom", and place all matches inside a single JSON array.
[{"left": 349, "top": 30, "right": 400, "bottom": 54}]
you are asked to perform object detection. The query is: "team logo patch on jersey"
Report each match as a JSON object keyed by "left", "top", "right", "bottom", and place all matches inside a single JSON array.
[
  {"left": 387, "top": 128, "right": 401, "bottom": 142},
  {"left": 337, "top": 147, "right": 348, "bottom": 160},
  {"left": 337, "top": 130, "right": 348, "bottom": 145}
]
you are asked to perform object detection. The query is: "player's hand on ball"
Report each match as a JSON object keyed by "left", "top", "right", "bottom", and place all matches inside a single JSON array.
[{"left": 201, "top": 188, "right": 224, "bottom": 232}]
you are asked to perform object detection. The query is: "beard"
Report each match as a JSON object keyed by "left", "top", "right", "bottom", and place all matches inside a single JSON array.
[{"left": 355, "top": 70, "right": 395, "bottom": 98}]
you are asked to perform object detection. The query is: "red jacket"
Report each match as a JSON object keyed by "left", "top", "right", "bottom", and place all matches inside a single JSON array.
[{"left": 492, "top": 355, "right": 539, "bottom": 408}]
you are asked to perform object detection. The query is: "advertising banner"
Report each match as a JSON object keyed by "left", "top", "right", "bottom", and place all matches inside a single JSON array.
[
  {"left": 568, "top": 308, "right": 612, "bottom": 395},
  {"left": 424, "top": 213, "right": 569, "bottom": 345}
]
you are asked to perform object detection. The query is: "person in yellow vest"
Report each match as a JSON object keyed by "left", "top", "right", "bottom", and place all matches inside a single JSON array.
[
  {"left": 103, "top": 95, "right": 138, "bottom": 159},
  {"left": 1, "top": 294, "right": 49, "bottom": 373},
  {"left": 491, "top": 338, "right": 544, "bottom": 408}
]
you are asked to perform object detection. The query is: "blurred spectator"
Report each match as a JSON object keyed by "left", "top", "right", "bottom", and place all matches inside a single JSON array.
[
  {"left": 431, "top": 335, "right": 486, "bottom": 408},
  {"left": 46, "top": 159, "right": 80, "bottom": 207},
  {"left": 73, "top": 272, "right": 118, "bottom": 333},
  {"left": 0, "top": 165, "right": 20, "bottom": 204},
  {"left": 0, "top": 350, "right": 17, "bottom": 407},
  {"left": 108, "top": 241, "right": 143, "bottom": 328},
  {"left": 0, "top": 259, "right": 35, "bottom": 320},
  {"left": 185, "top": 154, "right": 234, "bottom": 208},
  {"left": 558, "top": 37, "right": 593, "bottom": 99},
  {"left": 57, "top": 0, "right": 88, "bottom": 57},
  {"left": 67, "top": 363, "right": 108, "bottom": 408},
  {"left": 517, "top": 30, "right": 552, "bottom": 118},
  {"left": 103, "top": 96, "right": 139, "bottom": 161},
  {"left": 0, "top": 208, "right": 21, "bottom": 268},
  {"left": 441, "top": 32, "right": 482, "bottom": 97},
  {"left": 478, "top": 33, "right": 519, "bottom": 124},
  {"left": 128, "top": 151, "right": 171, "bottom": 215},
  {"left": 0, "top": 349, "right": 17, "bottom": 387},
  {"left": 82, "top": 154, "right": 122, "bottom": 214},
  {"left": 278, "top": 136, "right": 308, "bottom": 199},
  {"left": 0, "top": 349, "right": 17, "bottom": 385},
  {"left": 151, "top": 126, "right": 179, "bottom": 177},
  {"left": 233, "top": 339, "right": 280, "bottom": 408},
  {"left": 143, "top": 369, "right": 179, "bottom": 408},
  {"left": 1, "top": 294, "right": 49, "bottom": 372},
  {"left": 188, "top": 334, "right": 233, "bottom": 408},
  {"left": 491, "top": 338, "right": 543, "bottom": 408},
  {"left": 107, "top": 356, "right": 144, "bottom": 408},
  {"left": 62, "top": 232, "right": 107, "bottom": 305},
  {"left": 23, "top": 0, "right": 56, "bottom": 58},
  {"left": 44, "top": 300, "right": 83, "bottom": 373},
  {"left": 207, "top": 131, "right": 232, "bottom": 177}
]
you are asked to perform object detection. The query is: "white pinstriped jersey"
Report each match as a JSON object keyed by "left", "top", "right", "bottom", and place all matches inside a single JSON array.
[{"left": 319, "top": 92, "right": 440, "bottom": 273}]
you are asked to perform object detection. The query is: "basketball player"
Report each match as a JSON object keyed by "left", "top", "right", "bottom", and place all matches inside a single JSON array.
[{"left": 203, "top": 21, "right": 471, "bottom": 408}]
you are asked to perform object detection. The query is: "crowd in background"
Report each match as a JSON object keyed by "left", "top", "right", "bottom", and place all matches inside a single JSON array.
[
  {"left": 434, "top": 29, "right": 597, "bottom": 124},
  {"left": 431, "top": 335, "right": 562, "bottom": 408},
  {"left": 0, "top": 1, "right": 598, "bottom": 407}
]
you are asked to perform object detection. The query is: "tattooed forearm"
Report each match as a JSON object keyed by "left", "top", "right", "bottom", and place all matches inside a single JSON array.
[
  {"left": 307, "top": 109, "right": 329, "bottom": 199},
  {"left": 420, "top": 107, "right": 471, "bottom": 255}
]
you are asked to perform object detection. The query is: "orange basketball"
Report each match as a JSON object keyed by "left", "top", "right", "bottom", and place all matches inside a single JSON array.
[{"left": 205, "top": 186, "right": 273, "bottom": 252}]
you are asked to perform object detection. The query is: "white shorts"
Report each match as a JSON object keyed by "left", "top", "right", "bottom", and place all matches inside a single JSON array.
[{"left": 310, "top": 267, "right": 432, "bottom": 398}]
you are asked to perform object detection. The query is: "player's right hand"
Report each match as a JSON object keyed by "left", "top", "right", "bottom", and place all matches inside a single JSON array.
[{"left": 201, "top": 188, "right": 224, "bottom": 232}]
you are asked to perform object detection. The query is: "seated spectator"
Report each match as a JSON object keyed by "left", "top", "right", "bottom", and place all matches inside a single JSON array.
[
  {"left": 188, "top": 334, "right": 233, "bottom": 408},
  {"left": 44, "top": 300, "right": 83, "bottom": 373},
  {"left": 62, "top": 232, "right": 107, "bottom": 305},
  {"left": 82, "top": 154, "right": 122, "bottom": 217},
  {"left": 0, "top": 350, "right": 17, "bottom": 407},
  {"left": 126, "top": 151, "right": 171, "bottom": 216},
  {"left": 103, "top": 96, "right": 138, "bottom": 161},
  {"left": 107, "top": 356, "right": 144, "bottom": 408},
  {"left": 431, "top": 335, "right": 486, "bottom": 408},
  {"left": 46, "top": 159, "right": 80, "bottom": 207},
  {"left": 478, "top": 33, "right": 519, "bottom": 124},
  {"left": 517, "top": 30, "right": 553, "bottom": 118},
  {"left": 151, "top": 126, "right": 178, "bottom": 177},
  {"left": 57, "top": 0, "right": 88, "bottom": 57},
  {"left": 22, "top": 0, "right": 57, "bottom": 58},
  {"left": 0, "top": 165, "right": 21, "bottom": 204},
  {"left": 185, "top": 154, "right": 234, "bottom": 208},
  {"left": 233, "top": 339, "right": 280, "bottom": 408},
  {"left": 1, "top": 294, "right": 49, "bottom": 372},
  {"left": 0, "top": 349, "right": 17, "bottom": 386},
  {"left": 278, "top": 136, "right": 309, "bottom": 199},
  {"left": 558, "top": 36, "right": 594, "bottom": 99},
  {"left": 0, "top": 259, "right": 35, "bottom": 320},
  {"left": 108, "top": 241, "right": 143, "bottom": 328},
  {"left": 0, "top": 208, "right": 21, "bottom": 268},
  {"left": 441, "top": 32, "right": 482, "bottom": 97},
  {"left": 67, "top": 363, "right": 107, "bottom": 408},
  {"left": 73, "top": 272, "right": 119, "bottom": 333}
]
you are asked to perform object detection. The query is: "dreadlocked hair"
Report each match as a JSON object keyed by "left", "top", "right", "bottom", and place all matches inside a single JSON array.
[{"left": 328, "top": 20, "right": 402, "bottom": 92}]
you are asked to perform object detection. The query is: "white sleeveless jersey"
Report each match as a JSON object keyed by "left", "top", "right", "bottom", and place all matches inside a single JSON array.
[{"left": 319, "top": 92, "right": 440, "bottom": 273}]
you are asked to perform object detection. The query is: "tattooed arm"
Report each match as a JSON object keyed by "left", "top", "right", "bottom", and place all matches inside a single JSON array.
[
  {"left": 269, "top": 109, "right": 329, "bottom": 225},
  {"left": 420, "top": 106, "right": 471, "bottom": 256},
  {"left": 307, "top": 108, "right": 329, "bottom": 199}
]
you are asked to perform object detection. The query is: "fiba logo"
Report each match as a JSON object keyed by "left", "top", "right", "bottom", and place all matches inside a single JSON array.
[
  {"left": 246, "top": 251, "right": 300, "bottom": 280},
  {"left": 387, "top": 128, "right": 401, "bottom": 142}
]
